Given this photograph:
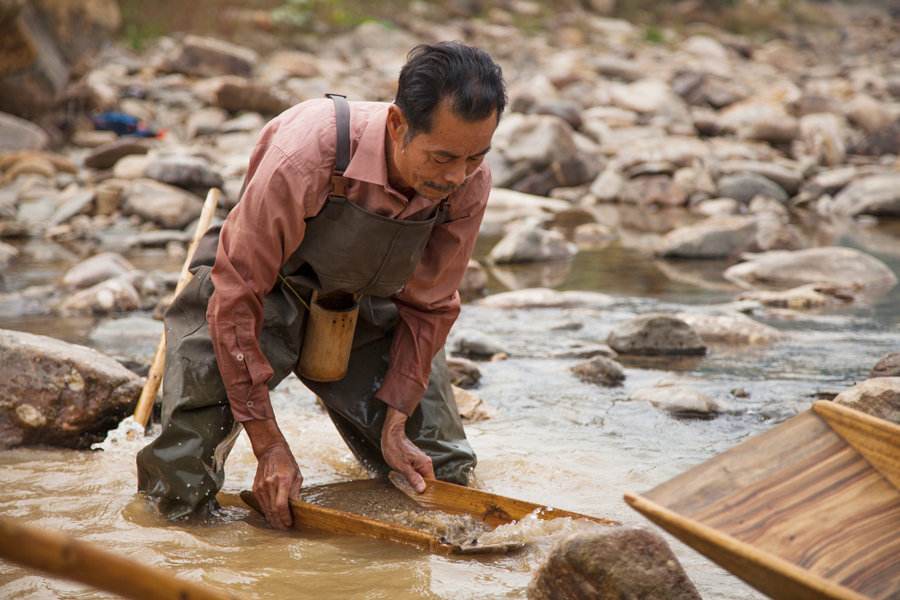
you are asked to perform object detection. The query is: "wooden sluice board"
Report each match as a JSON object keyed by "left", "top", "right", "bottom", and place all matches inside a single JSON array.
[
  {"left": 625, "top": 401, "right": 900, "bottom": 600},
  {"left": 224, "top": 476, "right": 617, "bottom": 557}
]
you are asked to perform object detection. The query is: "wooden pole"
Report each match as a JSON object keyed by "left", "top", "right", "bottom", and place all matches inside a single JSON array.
[
  {"left": 0, "top": 516, "right": 239, "bottom": 600},
  {"left": 133, "top": 188, "right": 221, "bottom": 427}
]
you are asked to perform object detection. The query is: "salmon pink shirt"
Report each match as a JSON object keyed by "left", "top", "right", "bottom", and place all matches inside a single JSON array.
[{"left": 207, "top": 98, "right": 491, "bottom": 422}]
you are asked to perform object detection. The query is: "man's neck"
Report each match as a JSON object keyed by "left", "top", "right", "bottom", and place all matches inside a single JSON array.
[{"left": 384, "top": 134, "right": 416, "bottom": 200}]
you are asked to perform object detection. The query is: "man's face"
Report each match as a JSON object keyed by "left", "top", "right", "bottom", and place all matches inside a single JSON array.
[{"left": 386, "top": 99, "right": 497, "bottom": 201}]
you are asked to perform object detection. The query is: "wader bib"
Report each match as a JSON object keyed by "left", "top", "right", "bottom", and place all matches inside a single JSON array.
[{"left": 136, "top": 95, "right": 475, "bottom": 519}]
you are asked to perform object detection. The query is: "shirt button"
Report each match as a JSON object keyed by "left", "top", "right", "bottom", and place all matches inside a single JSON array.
[
  {"left": 246, "top": 400, "right": 254, "bottom": 407},
  {"left": 235, "top": 353, "right": 244, "bottom": 361}
]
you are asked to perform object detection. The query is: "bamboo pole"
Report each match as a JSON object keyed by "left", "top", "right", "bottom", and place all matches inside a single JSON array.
[
  {"left": 133, "top": 188, "right": 221, "bottom": 428},
  {"left": 0, "top": 516, "right": 239, "bottom": 600}
]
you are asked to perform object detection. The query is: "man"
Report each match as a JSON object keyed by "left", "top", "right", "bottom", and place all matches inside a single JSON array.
[{"left": 136, "top": 42, "right": 506, "bottom": 529}]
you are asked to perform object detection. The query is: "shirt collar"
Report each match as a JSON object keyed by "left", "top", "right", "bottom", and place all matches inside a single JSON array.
[{"left": 343, "top": 104, "right": 389, "bottom": 187}]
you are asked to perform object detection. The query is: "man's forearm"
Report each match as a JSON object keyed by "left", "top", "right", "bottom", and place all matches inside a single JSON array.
[{"left": 244, "top": 418, "right": 288, "bottom": 457}]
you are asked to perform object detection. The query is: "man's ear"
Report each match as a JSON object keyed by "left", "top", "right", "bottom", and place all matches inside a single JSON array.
[{"left": 387, "top": 105, "right": 408, "bottom": 145}]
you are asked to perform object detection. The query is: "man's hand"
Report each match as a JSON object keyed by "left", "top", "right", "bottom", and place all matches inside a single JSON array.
[
  {"left": 244, "top": 419, "right": 302, "bottom": 529},
  {"left": 380, "top": 407, "right": 434, "bottom": 493}
]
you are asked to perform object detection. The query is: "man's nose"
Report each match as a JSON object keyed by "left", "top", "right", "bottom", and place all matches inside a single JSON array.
[{"left": 444, "top": 163, "right": 466, "bottom": 187}]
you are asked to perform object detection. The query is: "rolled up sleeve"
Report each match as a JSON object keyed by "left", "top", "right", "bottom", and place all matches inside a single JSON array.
[{"left": 375, "top": 168, "right": 491, "bottom": 415}]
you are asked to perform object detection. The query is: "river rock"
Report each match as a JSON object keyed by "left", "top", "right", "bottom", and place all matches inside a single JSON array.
[
  {"left": 870, "top": 354, "right": 900, "bottom": 378},
  {"left": 186, "top": 107, "right": 228, "bottom": 138},
  {"left": 459, "top": 259, "right": 488, "bottom": 299},
  {"left": 631, "top": 382, "right": 721, "bottom": 418},
  {"left": 62, "top": 252, "right": 135, "bottom": 289},
  {"left": 0, "top": 329, "right": 143, "bottom": 448},
  {"left": 724, "top": 247, "right": 897, "bottom": 292},
  {"left": 450, "top": 329, "right": 507, "bottom": 359},
  {"left": 123, "top": 179, "right": 203, "bottom": 228},
  {"left": 851, "top": 121, "right": 900, "bottom": 156},
  {"left": 112, "top": 154, "right": 151, "bottom": 179},
  {"left": 477, "top": 288, "right": 614, "bottom": 309},
  {"left": 0, "top": 112, "right": 49, "bottom": 152},
  {"left": 489, "top": 221, "right": 577, "bottom": 264},
  {"left": 738, "top": 283, "right": 856, "bottom": 310},
  {"left": 57, "top": 274, "right": 142, "bottom": 316},
  {"left": 527, "top": 528, "right": 701, "bottom": 600},
  {"left": 571, "top": 356, "right": 625, "bottom": 387},
  {"left": 589, "top": 168, "right": 625, "bottom": 203},
  {"left": 620, "top": 174, "right": 688, "bottom": 207},
  {"left": 212, "top": 77, "right": 294, "bottom": 115},
  {"left": 611, "top": 79, "right": 675, "bottom": 114},
  {"left": 717, "top": 173, "right": 788, "bottom": 205},
  {"left": 833, "top": 378, "right": 900, "bottom": 425},
  {"left": 48, "top": 189, "right": 95, "bottom": 227},
  {"left": 447, "top": 356, "right": 481, "bottom": 388},
  {"left": 453, "top": 385, "right": 493, "bottom": 422},
  {"left": 144, "top": 154, "right": 224, "bottom": 190},
  {"left": 83, "top": 138, "right": 152, "bottom": 170},
  {"left": 0, "top": 241, "right": 17, "bottom": 269},
  {"left": 845, "top": 94, "right": 893, "bottom": 135},
  {"left": 608, "top": 314, "right": 707, "bottom": 356},
  {"left": 831, "top": 174, "right": 900, "bottom": 218},
  {"left": 493, "top": 113, "right": 578, "bottom": 170},
  {"left": 799, "top": 113, "right": 848, "bottom": 167},
  {"left": 677, "top": 311, "right": 782, "bottom": 345},
  {"left": 656, "top": 215, "right": 759, "bottom": 259},
  {"left": 165, "top": 35, "right": 258, "bottom": 78},
  {"left": 717, "top": 102, "right": 799, "bottom": 144},
  {"left": 89, "top": 315, "right": 163, "bottom": 369},
  {"left": 715, "top": 160, "right": 803, "bottom": 195}
]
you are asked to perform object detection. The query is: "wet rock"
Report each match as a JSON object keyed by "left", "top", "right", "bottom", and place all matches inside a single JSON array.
[
  {"left": 127, "top": 230, "right": 192, "bottom": 248},
  {"left": 717, "top": 173, "right": 788, "bottom": 205},
  {"left": 724, "top": 247, "right": 897, "bottom": 292},
  {"left": 165, "top": 35, "right": 258, "bottom": 78},
  {"left": 677, "top": 311, "right": 782, "bottom": 345},
  {"left": 607, "top": 315, "right": 707, "bottom": 356},
  {"left": 477, "top": 288, "right": 614, "bottom": 309},
  {"left": 870, "top": 354, "right": 900, "bottom": 379},
  {"left": 212, "top": 76, "right": 294, "bottom": 115},
  {"left": 831, "top": 173, "right": 900, "bottom": 218},
  {"left": 799, "top": 113, "right": 848, "bottom": 167},
  {"left": 492, "top": 113, "right": 578, "bottom": 169},
  {"left": 631, "top": 382, "right": 721, "bottom": 418},
  {"left": 112, "top": 154, "right": 151, "bottom": 179},
  {"left": 717, "top": 102, "right": 799, "bottom": 144},
  {"left": 574, "top": 223, "right": 616, "bottom": 249},
  {"left": 83, "top": 138, "right": 152, "bottom": 170},
  {"left": 144, "top": 154, "right": 224, "bottom": 190},
  {"left": 528, "top": 527, "right": 702, "bottom": 600},
  {"left": 656, "top": 215, "right": 759, "bottom": 259},
  {"left": 620, "top": 175, "right": 687, "bottom": 207},
  {"left": 57, "top": 274, "right": 142, "bottom": 316},
  {"left": 62, "top": 252, "right": 135, "bottom": 289},
  {"left": 715, "top": 160, "right": 803, "bottom": 195},
  {"left": 552, "top": 343, "right": 616, "bottom": 359},
  {"left": 833, "top": 378, "right": 900, "bottom": 425},
  {"left": 459, "top": 259, "right": 488, "bottom": 300},
  {"left": 447, "top": 356, "right": 481, "bottom": 389},
  {"left": 0, "top": 328, "right": 143, "bottom": 449},
  {"left": 489, "top": 221, "right": 577, "bottom": 264},
  {"left": 450, "top": 330, "right": 507, "bottom": 359},
  {"left": 123, "top": 179, "right": 203, "bottom": 228},
  {"left": 571, "top": 356, "right": 625, "bottom": 387},
  {"left": 186, "top": 107, "right": 228, "bottom": 138},
  {"left": 738, "top": 283, "right": 856, "bottom": 310},
  {"left": 453, "top": 385, "right": 493, "bottom": 422},
  {"left": 89, "top": 315, "right": 163, "bottom": 368},
  {"left": 48, "top": 189, "right": 95, "bottom": 227},
  {"left": 0, "top": 112, "right": 48, "bottom": 151},
  {"left": 845, "top": 94, "right": 893, "bottom": 135}
]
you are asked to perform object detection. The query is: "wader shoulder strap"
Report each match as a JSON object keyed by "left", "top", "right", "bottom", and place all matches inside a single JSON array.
[{"left": 326, "top": 93, "right": 351, "bottom": 197}]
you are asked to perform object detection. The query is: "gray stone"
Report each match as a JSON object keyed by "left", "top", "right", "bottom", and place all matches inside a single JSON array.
[
  {"left": 0, "top": 112, "right": 49, "bottom": 152},
  {"left": 493, "top": 113, "right": 578, "bottom": 169},
  {"left": 724, "top": 247, "right": 897, "bottom": 292},
  {"left": 528, "top": 527, "right": 701, "bottom": 600},
  {"left": 459, "top": 259, "right": 488, "bottom": 300},
  {"left": 571, "top": 356, "right": 625, "bottom": 387},
  {"left": 0, "top": 285, "right": 59, "bottom": 319},
  {"left": 607, "top": 314, "right": 707, "bottom": 356},
  {"left": 83, "top": 138, "right": 151, "bottom": 170},
  {"left": 489, "top": 221, "right": 577, "bottom": 264},
  {"left": 851, "top": 122, "right": 900, "bottom": 157},
  {"left": 450, "top": 329, "right": 507, "bottom": 359},
  {"left": 89, "top": 315, "right": 163, "bottom": 368},
  {"left": 186, "top": 107, "right": 228, "bottom": 138},
  {"left": 0, "top": 328, "right": 143, "bottom": 448},
  {"left": 48, "top": 190, "right": 95, "bottom": 227},
  {"left": 62, "top": 252, "right": 135, "bottom": 289},
  {"left": 717, "top": 102, "right": 799, "bottom": 144},
  {"left": 165, "top": 35, "right": 258, "bottom": 78},
  {"left": 656, "top": 215, "right": 759, "bottom": 259},
  {"left": 0, "top": 241, "right": 18, "bottom": 270},
  {"left": 453, "top": 385, "right": 494, "bottom": 422},
  {"left": 127, "top": 230, "right": 192, "bottom": 248},
  {"left": 737, "top": 283, "right": 856, "bottom": 310},
  {"left": 870, "top": 354, "right": 900, "bottom": 379},
  {"left": 611, "top": 79, "right": 674, "bottom": 114},
  {"left": 715, "top": 160, "right": 803, "bottom": 194},
  {"left": 620, "top": 175, "right": 688, "bottom": 207},
  {"left": 832, "top": 174, "right": 900, "bottom": 218},
  {"left": 834, "top": 378, "right": 900, "bottom": 425},
  {"left": 123, "top": 179, "right": 203, "bottom": 228},
  {"left": 677, "top": 311, "right": 782, "bottom": 345},
  {"left": 717, "top": 173, "right": 788, "bottom": 205},
  {"left": 212, "top": 76, "right": 294, "bottom": 115},
  {"left": 631, "top": 382, "right": 721, "bottom": 418},
  {"left": 144, "top": 154, "right": 224, "bottom": 190},
  {"left": 447, "top": 356, "right": 481, "bottom": 389},
  {"left": 57, "top": 274, "right": 142, "bottom": 316}
]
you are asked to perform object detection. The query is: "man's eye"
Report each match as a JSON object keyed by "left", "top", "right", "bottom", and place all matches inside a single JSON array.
[{"left": 433, "top": 156, "right": 453, "bottom": 165}]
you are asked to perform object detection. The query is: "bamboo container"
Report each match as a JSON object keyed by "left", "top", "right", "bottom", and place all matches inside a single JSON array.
[{"left": 298, "top": 290, "right": 359, "bottom": 382}]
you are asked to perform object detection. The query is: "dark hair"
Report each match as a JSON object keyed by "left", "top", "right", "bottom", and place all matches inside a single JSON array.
[{"left": 395, "top": 42, "right": 506, "bottom": 138}]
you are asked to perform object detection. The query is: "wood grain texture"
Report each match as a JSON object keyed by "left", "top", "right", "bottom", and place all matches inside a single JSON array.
[{"left": 629, "top": 405, "right": 900, "bottom": 600}]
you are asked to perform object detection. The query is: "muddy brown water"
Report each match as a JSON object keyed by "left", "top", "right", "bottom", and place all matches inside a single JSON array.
[{"left": 1, "top": 219, "right": 899, "bottom": 599}]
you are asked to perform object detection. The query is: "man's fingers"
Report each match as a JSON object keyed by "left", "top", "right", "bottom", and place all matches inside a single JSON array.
[
  {"left": 403, "top": 466, "right": 426, "bottom": 494},
  {"left": 417, "top": 456, "right": 435, "bottom": 481},
  {"left": 274, "top": 478, "right": 292, "bottom": 529},
  {"left": 290, "top": 474, "right": 302, "bottom": 500}
]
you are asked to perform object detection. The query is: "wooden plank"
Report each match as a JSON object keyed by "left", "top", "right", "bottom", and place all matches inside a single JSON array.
[
  {"left": 0, "top": 516, "right": 238, "bottom": 600},
  {"left": 388, "top": 473, "right": 618, "bottom": 528},
  {"left": 813, "top": 401, "right": 900, "bottom": 490},
  {"left": 625, "top": 493, "right": 867, "bottom": 600}
]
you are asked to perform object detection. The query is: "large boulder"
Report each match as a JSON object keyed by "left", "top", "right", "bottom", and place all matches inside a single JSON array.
[
  {"left": 123, "top": 179, "right": 203, "bottom": 228},
  {"left": 656, "top": 215, "right": 759, "bottom": 259},
  {"left": 831, "top": 174, "right": 900, "bottom": 218},
  {"left": 489, "top": 221, "right": 577, "bottom": 264},
  {"left": 164, "top": 35, "right": 258, "bottom": 78},
  {"left": 607, "top": 314, "right": 707, "bottom": 356},
  {"left": 528, "top": 528, "right": 701, "bottom": 600},
  {"left": 724, "top": 247, "right": 897, "bottom": 292},
  {"left": 0, "top": 328, "right": 143, "bottom": 448},
  {"left": 833, "top": 378, "right": 900, "bottom": 425}
]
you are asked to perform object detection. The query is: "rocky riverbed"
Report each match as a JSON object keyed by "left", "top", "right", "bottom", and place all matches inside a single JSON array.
[{"left": 1, "top": 0, "right": 899, "bottom": 598}]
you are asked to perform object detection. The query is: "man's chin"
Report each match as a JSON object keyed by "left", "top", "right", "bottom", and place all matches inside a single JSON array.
[{"left": 420, "top": 185, "right": 456, "bottom": 200}]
